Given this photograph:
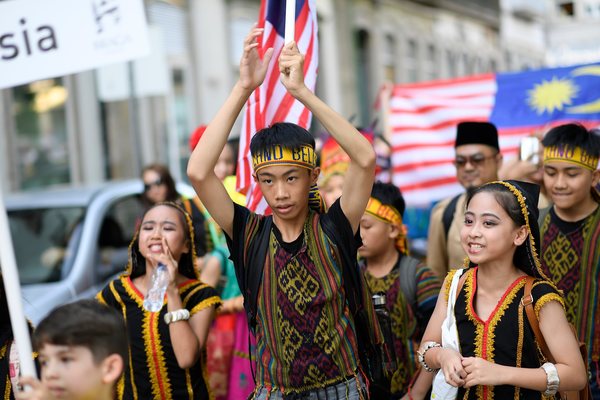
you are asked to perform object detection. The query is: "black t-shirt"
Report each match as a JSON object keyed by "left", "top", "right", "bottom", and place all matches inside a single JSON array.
[
  {"left": 549, "top": 206, "right": 589, "bottom": 234},
  {"left": 226, "top": 198, "right": 360, "bottom": 266}
]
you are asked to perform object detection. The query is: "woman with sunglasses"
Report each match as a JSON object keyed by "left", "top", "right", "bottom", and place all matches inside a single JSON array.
[{"left": 141, "top": 164, "right": 220, "bottom": 281}]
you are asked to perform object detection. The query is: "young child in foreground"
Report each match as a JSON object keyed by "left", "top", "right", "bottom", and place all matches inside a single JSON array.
[{"left": 16, "top": 299, "right": 128, "bottom": 400}]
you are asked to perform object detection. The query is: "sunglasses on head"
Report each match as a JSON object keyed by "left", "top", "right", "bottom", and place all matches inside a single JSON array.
[
  {"left": 143, "top": 178, "right": 164, "bottom": 191},
  {"left": 453, "top": 153, "right": 497, "bottom": 168}
]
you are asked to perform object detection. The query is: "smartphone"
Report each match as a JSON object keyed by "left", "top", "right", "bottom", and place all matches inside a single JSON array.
[{"left": 520, "top": 137, "right": 540, "bottom": 165}]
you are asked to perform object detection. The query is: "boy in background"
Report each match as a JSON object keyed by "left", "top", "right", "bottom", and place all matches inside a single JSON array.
[
  {"left": 16, "top": 300, "right": 127, "bottom": 400},
  {"left": 539, "top": 123, "right": 600, "bottom": 397},
  {"left": 359, "top": 182, "right": 441, "bottom": 398}
]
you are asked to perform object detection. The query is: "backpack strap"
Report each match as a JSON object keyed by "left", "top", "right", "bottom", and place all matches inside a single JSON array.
[
  {"left": 399, "top": 256, "right": 419, "bottom": 308},
  {"left": 522, "top": 276, "right": 555, "bottom": 362},
  {"left": 443, "top": 195, "right": 461, "bottom": 238},
  {"left": 320, "top": 214, "right": 363, "bottom": 321},
  {"left": 243, "top": 216, "right": 272, "bottom": 335}
]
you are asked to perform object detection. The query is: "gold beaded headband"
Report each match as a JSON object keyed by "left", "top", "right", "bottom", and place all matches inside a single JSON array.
[
  {"left": 486, "top": 181, "right": 553, "bottom": 283},
  {"left": 365, "top": 197, "right": 409, "bottom": 254},
  {"left": 252, "top": 144, "right": 317, "bottom": 173},
  {"left": 543, "top": 146, "right": 599, "bottom": 171}
]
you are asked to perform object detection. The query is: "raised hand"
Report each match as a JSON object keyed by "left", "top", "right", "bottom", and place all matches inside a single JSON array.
[
  {"left": 278, "top": 41, "right": 306, "bottom": 96},
  {"left": 239, "top": 24, "right": 274, "bottom": 92}
]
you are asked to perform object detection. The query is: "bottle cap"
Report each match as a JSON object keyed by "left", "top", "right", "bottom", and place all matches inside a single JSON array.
[{"left": 372, "top": 292, "right": 386, "bottom": 306}]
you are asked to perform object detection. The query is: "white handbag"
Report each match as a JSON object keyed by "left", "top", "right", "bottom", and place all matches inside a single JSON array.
[{"left": 431, "top": 268, "right": 464, "bottom": 400}]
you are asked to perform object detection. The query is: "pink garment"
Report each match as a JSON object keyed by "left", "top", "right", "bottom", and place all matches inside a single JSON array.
[{"left": 226, "top": 312, "right": 256, "bottom": 400}]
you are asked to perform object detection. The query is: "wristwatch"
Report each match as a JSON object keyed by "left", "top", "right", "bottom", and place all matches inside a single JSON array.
[{"left": 540, "top": 362, "right": 560, "bottom": 396}]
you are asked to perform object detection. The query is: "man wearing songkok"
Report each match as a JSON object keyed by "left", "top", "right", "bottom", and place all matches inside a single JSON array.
[
  {"left": 188, "top": 29, "right": 377, "bottom": 398},
  {"left": 538, "top": 123, "right": 600, "bottom": 397},
  {"left": 427, "top": 121, "right": 503, "bottom": 278}
]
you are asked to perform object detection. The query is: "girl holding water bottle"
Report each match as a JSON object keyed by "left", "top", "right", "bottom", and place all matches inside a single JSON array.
[{"left": 97, "top": 202, "right": 221, "bottom": 399}]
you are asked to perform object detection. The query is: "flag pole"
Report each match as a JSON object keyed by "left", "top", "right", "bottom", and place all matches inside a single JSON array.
[
  {"left": 380, "top": 81, "right": 393, "bottom": 144},
  {"left": 0, "top": 188, "right": 37, "bottom": 378},
  {"left": 285, "top": 0, "right": 296, "bottom": 44}
]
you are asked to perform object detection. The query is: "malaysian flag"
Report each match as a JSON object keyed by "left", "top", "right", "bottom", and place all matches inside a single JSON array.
[
  {"left": 237, "top": 0, "right": 319, "bottom": 213},
  {"left": 389, "top": 63, "right": 600, "bottom": 206}
]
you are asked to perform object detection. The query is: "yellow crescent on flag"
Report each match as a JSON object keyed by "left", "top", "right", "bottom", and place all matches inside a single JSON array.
[{"left": 567, "top": 66, "right": 600, "bottom": 114}]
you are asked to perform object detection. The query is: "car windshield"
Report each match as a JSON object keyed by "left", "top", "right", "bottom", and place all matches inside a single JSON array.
[{"left": 8, "top": 207, "right": 86, "bottom": 284}]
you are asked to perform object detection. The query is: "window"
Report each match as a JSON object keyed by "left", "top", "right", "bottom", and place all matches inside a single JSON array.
[
  {"left": 425, "top": 44, "right": 437, "bottom": 80},
  {"left": 406, "top": 38, "right": 419, "bottom": 82},
  {"left": 355, "top": 29, "right": 372, "bottom": 126},
  {"left": 558, "top": 1, "right": 575, "bottom": 16},
  {"left": 446, "top": 50, "right": 457, "bottom": 78},
  {"left": 383, "top": 34, "right": 396, "bottom": 82},
  {"left": 9, "top": 206, "right": 85, "bottom": 284},
  {"left": 96, "top": 195, "right": 142, "bottom": 281},
  {"left": 12, "top": 79, "right": 70, "bottom": 190}
]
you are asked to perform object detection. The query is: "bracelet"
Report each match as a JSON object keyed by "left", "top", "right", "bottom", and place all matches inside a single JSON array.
[
  {"left": 417, "top": 341, "right": 441, "bottom": 372},
  {"left": 164, "top": 309, "right": 190, "bottom": 325},
  {"left": 540, "top": 362, "right": 559, "bottom": 396}
]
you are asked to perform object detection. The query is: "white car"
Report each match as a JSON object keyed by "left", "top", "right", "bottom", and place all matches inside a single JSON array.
[
  {"left": 6, "top": 179, "right": 196, "bottom": 325},
  {"left": 5, "top": 180, "right": 199, "bottom": 325}
]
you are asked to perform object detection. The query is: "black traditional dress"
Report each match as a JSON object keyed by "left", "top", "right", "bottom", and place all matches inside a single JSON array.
[
  {"left": 451, "top": 267, "right": 563, "bottom": 400},
  {"left": 98, "top": 276, "right": 220, "bottom": 400}
]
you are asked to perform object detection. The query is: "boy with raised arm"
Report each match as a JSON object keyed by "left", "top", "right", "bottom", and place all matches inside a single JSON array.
[{"left": 188, "top": 27, "right": 376, "bottom": 399}]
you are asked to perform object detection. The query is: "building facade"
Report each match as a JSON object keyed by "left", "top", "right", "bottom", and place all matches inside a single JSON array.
[{"left": 0, "top": 0, "right": 548, "bottom": 193}]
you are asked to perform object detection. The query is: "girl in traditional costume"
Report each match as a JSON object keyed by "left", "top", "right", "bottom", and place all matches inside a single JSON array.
[
  {"left": 417, "top": 180, "right": 587, "bottom": 399},
  {"left": 97, "top": 202, "right": 221, "bottom": 399}
]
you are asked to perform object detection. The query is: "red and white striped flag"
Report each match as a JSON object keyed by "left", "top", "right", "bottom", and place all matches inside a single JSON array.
[
  {"left": 389, "top": 63, "right": 600, "bottom": 207},
  {"left": 389, "top": 74, "right": 497, "bottom": 206},
  {"left": 236, "top": 0, "right": 319, "bottom": 213}
]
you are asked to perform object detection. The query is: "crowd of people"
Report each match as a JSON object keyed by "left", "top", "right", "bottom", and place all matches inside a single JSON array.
[{"left": 1, "top": 25, "right": 599, "bottom": 400}]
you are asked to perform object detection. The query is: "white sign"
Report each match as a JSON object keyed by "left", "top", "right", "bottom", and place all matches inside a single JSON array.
[
  {"left": 96, "top": 26, "right": 170, "bottom": 101},
  {"left": 0, "top": 0, "right": 150, "bottom": 90}
]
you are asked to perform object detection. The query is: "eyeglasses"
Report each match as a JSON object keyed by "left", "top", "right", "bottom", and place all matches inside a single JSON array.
[
  {"left": 143, "top": 178, "right": 164, "bottom": 191},
  {"left": 453, "top": 154, "right": 497, "bottom": 168}
]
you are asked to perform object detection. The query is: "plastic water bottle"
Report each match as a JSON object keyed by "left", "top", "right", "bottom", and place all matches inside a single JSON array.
[
  {"left": 372, "top": 292, "right": 397, "bottom": 372},
  {"left": 143, "top": 263, "right": 169, "bottom": 312}
]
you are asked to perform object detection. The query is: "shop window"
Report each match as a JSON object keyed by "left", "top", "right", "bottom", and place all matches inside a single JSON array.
[{"left": 12, "top": 79, "right": 70, "bottom": 190}]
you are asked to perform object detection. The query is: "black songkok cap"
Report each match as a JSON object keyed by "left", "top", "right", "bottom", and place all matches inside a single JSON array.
[{"left": 455, "top": 122, "right": 499, "bottom": 151}]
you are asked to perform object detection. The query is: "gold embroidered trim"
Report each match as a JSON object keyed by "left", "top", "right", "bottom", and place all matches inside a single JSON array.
[
  {"left": 108, "top": 280, "right": 138, "bottom": 400},
  {"left": 534, "top": 293, "right": 565, "bottom": 320},
  {"left": 143, "top": 310, "right": 172, "bottom": 400},
  {"left": 443, "top": 269, "right": 459, "bottom": 304},
  {"left": 514, "top": 302, "right": 525, "bottom": 399},
  {"left": 485, "top": 278, "right": 526, "bottom": 363},
  {"left": 4, "top": 376, "right": 10, "bottom": 400},
  {"left": 0, "top": 343, "right": 7, "bottom": 359},
  {"left": 182, "top": 283, "right": 210, "bottom": 307},
  {"left": 190, "top": 296, "right": 222, "bottom": 316},
  {"left": 122, "top": 276, "right": 145, "bottom": 309},
  {"left": 185, "top": 369, "right": 193, "bottom": 399},
  {"left": 485, "top": 181, "right": 555, "bottom": 285}
]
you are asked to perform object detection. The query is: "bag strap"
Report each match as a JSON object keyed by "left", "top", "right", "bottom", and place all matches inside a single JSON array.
[
  {"left": 454, "top": 269, "right": 468, "bottom": 301},
  {"left": 522, "top": 276, "right": 555, "bottom": 363},
  {"left": 244, "top": 216, "right": 272, "bottom": 335},
  {"left": 320, "top": 214, "right": 363, "bottom": 317},
  {"left": 399, "top": 256, "right": 419, "bottom": 308},
  {"left": 443, "top": 195, "right": 461, "bottom": 238}
]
